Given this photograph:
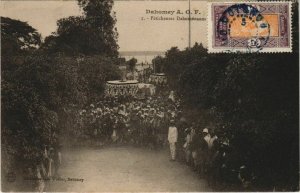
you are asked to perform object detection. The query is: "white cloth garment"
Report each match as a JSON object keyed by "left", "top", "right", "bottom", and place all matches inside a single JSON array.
[
  {"left": 168, "top": 126, "right": 178, "bottom": 143},
  {"left": 111, "top": 129, "right": 118, "bottom": 142},
  {"left": 169, "top": 143, "right": 176, "bottom": 160},
  {"left": 204, "top": 134, "right": 211, "bottom": 144},
  {"left": 208, "top": 135, "right": 218, "bottom": 149}
]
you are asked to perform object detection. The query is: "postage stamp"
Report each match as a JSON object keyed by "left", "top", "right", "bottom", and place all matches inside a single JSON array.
[{"left": 208, "top": 1, "right": 292, "bottom": 53}]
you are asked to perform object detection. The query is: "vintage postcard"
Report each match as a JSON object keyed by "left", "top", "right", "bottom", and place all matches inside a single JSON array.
[{"left": 1, "top": 0, "right": 299, "bottom": 192}]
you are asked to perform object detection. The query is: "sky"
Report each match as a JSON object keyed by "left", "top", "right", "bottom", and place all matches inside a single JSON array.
[{"left": 1, "top": 0, "right": 208, "bottom": 62}]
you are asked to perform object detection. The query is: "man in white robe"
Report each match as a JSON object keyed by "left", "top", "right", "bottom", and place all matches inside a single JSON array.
[{"left": 168, "top": 120, "right": 178, "bottom": 161}]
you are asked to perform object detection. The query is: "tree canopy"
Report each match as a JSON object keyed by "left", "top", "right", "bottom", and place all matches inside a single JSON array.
[
  {"left": 1, "top": 14, "right": 121, "bottom": 177},
  {"left": 42, "top": 0, "right": 118, "bottom": 57},
  {"left": 152, "top": 55, "right": 165, "bottom": 73},
  {"left": 156, "top": 6, "right": 299, "bottom": 187},
  {"left": 1, "top": 17, "right": 41, "bottom": 55},
  {"left": 157, "top": 42, "right": 298, "bottom": 189},
  {"left": 126, "top": 57, "right": 137, "bottom": 73}
]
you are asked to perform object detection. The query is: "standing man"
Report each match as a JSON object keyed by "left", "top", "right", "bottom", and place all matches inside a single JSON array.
[
  {"left": 168, "top": 120, "right": 178, "bottom": 161},
  {"left": 200, "top": 128, "right": 210, "bottom": 175}
]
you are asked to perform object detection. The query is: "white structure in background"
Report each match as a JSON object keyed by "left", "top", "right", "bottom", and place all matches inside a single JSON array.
[
  {"left": 105, "top": 64, "right": 139, "bottom": 97},
  {"left": 105, "top": 80, "right": 139, "bottom": 96},
  {"left": 105, "top": 63, "right": 155, "bottom": 97}
]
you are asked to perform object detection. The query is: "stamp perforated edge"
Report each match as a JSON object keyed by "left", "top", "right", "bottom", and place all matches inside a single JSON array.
[{"left": 207, "top": 1, "right": 293, "bottom": 53}]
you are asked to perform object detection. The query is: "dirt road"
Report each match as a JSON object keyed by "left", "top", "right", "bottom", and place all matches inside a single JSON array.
[{"left": 46, "top": 146, "right": 211, "bottom": 192}]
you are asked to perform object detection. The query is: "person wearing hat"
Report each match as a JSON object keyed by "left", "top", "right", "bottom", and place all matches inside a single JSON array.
[{"left": 168, "top": 119, "right": 178, "bottom": 161}]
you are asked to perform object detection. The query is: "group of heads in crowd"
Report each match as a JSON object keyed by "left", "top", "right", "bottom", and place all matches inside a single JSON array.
[
  {"left": 79, "top": 96, "right": 181, "bottom": 121},
  {"left": 75, "top": 94, "right": 232, "bottom": 150},
  {"left": 77, "top": 95, "right": 182, "bottom": 146}
]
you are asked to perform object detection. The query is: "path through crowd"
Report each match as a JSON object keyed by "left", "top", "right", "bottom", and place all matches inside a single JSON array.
[{"left": 46, "top": 146, "right": 212, "bottom": 192}]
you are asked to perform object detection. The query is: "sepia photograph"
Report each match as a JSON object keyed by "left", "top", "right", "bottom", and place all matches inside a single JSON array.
[{"left": 1, "top": 0, "right": 299, "bottom": 192}]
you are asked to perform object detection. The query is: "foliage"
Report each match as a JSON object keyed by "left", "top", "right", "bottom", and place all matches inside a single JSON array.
[
  {"left": 157, "top": 8, "right": 299, "bottom": 188},
  {"left": 2, "top": 49, "right": 122, "bottom": 165},
  {"left": 42, "top": 0, "right": 118, "bottom": 57},
  {"left": 2, "top": 11, "right": 122, "bottom": 173},
  {"left": 2, "top": 52, "right": 87, "bottom": 168},
  {"left": 163, "top": 43, "right": 208, "bottom": 88},
  {"left": 42, "top": 16, "right": 87, "bottom": 55},
  {"left": 126, "top": 57, "right": 137, "bottom": 73},
  {"left": 151, "top": 55, "right": 165, "bottom": 73},
  {"left": 77, "top": 55, "right": 121, "bottom": 102},
  {"left": 1, "top": 17, "right": 41, "bottom": 55}
]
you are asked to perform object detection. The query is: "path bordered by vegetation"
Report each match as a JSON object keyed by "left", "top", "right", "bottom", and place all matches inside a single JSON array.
[{"left": 47, "top": 146, "right": 211, "bottom": 192}]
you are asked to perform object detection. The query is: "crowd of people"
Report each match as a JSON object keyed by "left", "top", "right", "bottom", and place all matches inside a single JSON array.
[
  {"left": 25, "top": 89, "right": 254, "bottom": 191},
  {"left": 74, "top": 94, "right": 254, "bottom": 190},
  {"left": 167, "top": 122, "right": 233, "bottom": 187},
  {"left": 76, "top": 95, "right": 180, "bottom": 148},
  {"left": 22, "top": 92, "right": 254, "bottom": 192}
]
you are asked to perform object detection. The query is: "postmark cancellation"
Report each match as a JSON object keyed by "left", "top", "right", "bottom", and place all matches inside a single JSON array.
[{"left": 207, "top": 1, "right": 292, "bottom": 53}]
